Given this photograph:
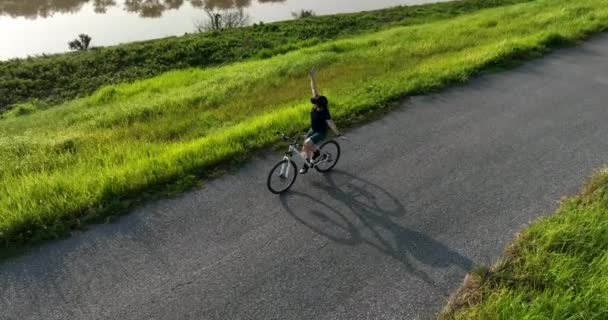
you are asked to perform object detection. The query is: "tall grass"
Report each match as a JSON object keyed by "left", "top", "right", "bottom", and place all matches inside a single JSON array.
[
  {"left": 442, "top": 170, "right": 608, "bottom": 319},
  {"left": 0, "top": 0, "right": 531, "bottom": 109},
  {"left": 1, "top": 0, "right": 608, "bottom": 248}
]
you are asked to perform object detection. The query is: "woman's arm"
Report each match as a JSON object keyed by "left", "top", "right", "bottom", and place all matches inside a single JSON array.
[
  {"left": 326, "top": 120, "right": 341, "bottom": 136},
  {"left": 310, "top": 67, "right": 319, "bottom": 97}
]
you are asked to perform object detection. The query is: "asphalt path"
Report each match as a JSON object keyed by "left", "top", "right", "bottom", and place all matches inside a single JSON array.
[{"left": 3, "top": 35, "right": 608, "bottom": 320}]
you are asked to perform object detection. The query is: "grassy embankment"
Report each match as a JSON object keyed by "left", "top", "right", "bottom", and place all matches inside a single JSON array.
[
  {"left": 0, "top": 0, "right": 530, "bottom": 110},
  {"left": 1, "top": 0, "right": 607, "bottom": 250},
  {"left": 441, "top": 170, "right": 608, "bottom": 319}
]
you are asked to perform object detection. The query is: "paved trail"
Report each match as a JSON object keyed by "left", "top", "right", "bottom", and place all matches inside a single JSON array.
[{"left": 3, "top": 35, "right": 608, "bottom": 320}]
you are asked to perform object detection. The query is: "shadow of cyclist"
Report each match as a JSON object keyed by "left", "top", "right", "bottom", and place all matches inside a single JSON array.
[{"left": 279, "top": 170, "right": 474, "bottom": 287}]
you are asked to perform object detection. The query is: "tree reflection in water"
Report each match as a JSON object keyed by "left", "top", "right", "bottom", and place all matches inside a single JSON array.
[{"left": 0, "top": 0, "right": 285, "bottom": 18}]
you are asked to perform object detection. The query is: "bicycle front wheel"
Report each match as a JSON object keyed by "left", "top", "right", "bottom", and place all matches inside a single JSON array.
[
  {"left": 315, "top": 140, "right": 341, "bottom": 172},
  {"left": 267, "top": 159, "right": 298, "bottom": 194}
]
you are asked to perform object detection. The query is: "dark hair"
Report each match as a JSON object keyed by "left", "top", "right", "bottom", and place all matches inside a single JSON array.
[{"left": 311, "top": 95, "right": 329, "bottom": 108}]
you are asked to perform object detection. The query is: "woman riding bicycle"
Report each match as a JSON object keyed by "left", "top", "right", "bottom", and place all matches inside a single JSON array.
[{"left": 300, "top": 67, "right": 342, "bottom": 174}]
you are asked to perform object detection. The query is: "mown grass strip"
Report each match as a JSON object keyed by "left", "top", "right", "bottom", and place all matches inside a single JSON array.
[
  {"left": 440, "top": 170, "right": 608, "bottom": 319},
  {"left": 1, "top": 0, "right": 607, "bottom": 251}
]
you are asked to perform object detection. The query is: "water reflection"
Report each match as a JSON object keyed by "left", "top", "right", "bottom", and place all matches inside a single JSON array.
[{"left": 0, "top": 0, "right": 285, "bottom": 18}]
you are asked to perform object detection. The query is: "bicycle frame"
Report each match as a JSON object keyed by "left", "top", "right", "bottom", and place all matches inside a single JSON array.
[{"left": 279, "top": 140, "right": 332, "bottom": 177}]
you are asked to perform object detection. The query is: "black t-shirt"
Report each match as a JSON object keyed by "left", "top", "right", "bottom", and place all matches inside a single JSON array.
[{"left": 311, "top": 107, "right": 331, "bottom": 134}]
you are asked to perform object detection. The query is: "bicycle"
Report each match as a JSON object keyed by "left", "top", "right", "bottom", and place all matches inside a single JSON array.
[{"left": 267, "top": 132, "right": 342, "bottom": 194}]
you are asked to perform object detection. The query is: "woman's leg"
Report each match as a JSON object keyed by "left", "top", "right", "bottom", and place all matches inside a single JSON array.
[
  {"left": 301, "top": 140, "right": 316, "bottom": 162},
  {"left": 301, "top": 130, "right": 317, "bottom": 161}
]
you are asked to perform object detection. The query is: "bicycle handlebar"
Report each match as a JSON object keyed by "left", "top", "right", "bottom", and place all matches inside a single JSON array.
[
  {"left": 276, "top": 131, "right": 346, "bottom": 143},
  {"left": 276, "top": 132, "right": 296, "bottom": 143}
]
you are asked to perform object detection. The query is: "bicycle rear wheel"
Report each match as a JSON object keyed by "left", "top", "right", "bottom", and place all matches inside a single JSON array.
[
  {"left": 315, "top": 140, "right": 341, "bottom": 172},
  {"left": 267, "top": 159, "right": 298, "bottom": 194}
]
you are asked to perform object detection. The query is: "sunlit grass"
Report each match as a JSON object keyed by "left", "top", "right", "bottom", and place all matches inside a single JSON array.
[
  {"left": 1, "top": 0, "right": 608, "bottom": 247},
  {"left": 0, "top": 0, "right": 531, "bottom": 109},
  {"left": 443, "top": 170, "right": 608, "bottom": 319}
]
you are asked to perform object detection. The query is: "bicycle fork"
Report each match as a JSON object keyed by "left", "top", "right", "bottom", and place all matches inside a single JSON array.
[
  {"left": 280, "top": 144, "right": 301, "bottom": 177},
  {"left": 280, "top": 157, "right": 291, "bottom": 177}
]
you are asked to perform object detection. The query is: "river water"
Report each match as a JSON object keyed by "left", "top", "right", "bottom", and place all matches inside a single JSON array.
[{"left": 0, "top": 0, "right": 444, "bottom": 60}]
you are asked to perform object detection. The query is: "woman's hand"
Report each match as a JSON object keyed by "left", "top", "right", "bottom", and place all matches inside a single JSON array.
[{"left": 310, "top": 66, "right": 319, "bottom": 96}]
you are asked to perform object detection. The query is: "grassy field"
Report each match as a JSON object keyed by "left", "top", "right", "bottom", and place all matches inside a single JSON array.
[
  {"left": 441, "top": 170, "right": 608, "bottom": 319},
  {"left": 1, "top": 0, "right": 608, "bottom": 249},
  {"left": 0, "top": 0, "right": 530, "bottom": 110}
]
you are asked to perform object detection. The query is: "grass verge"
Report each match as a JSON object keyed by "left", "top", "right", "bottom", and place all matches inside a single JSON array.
[
  {"left": 440, "top": 170, "right": 608, "bottom": 319},
  {"left": 1, "top": 0, "right": 608, "bottom": 253}
]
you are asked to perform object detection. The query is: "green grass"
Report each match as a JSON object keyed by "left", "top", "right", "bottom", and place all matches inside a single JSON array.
[
  {"left": 1, "top": 0, "right": 608, "bottom": 250},
  {"left": 441, "top": 170, "right": 608, "bottom": 319},
  {"left": 0, "top": 0, "right": 532, "bottom": 110}
]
